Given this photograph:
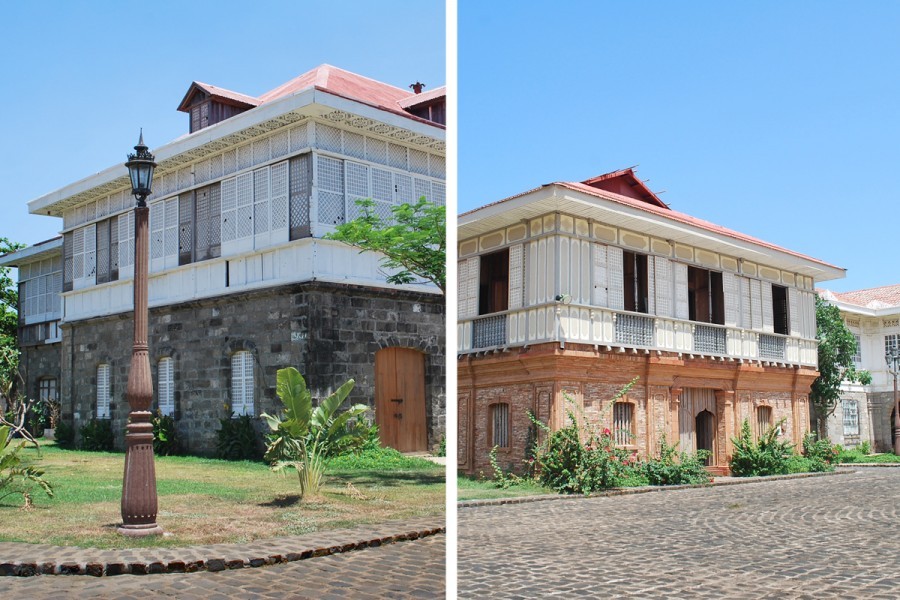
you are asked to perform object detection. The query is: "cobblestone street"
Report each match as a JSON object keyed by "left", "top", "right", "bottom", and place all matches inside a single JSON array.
[
  {"left": 0, "top": 534, "right": 444, "bottom": 599},
  {"left": 458, "top": 468, "right": 900, "bottom": 598}
]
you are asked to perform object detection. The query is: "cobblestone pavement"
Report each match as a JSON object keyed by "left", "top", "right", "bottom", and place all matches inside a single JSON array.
[
  {"left": 458, "top": 468, "right": 900, "bottom": 599},
  {"left": 0, "top": 533, "right": 444, "bottom": 598}
]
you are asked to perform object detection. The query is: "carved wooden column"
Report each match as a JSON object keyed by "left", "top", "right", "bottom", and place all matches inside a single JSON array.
[
  {"left": 670, "top": 387, "right": 682, "bottom": 445},
  {"left": 715, "top": 390, "right": 735, "bottom": 464}
]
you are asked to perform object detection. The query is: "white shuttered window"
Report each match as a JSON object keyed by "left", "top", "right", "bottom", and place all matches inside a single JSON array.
[
  {"left": 158, "top": 357, "right": 175, "bottom": 417},
  {"left": 231, "top": 351, "right": 254, "bottom": 416},
  {"left": 96, "top": 364, "right": 111, "bottom": 419}
]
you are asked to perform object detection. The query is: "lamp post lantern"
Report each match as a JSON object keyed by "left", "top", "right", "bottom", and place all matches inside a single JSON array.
[
  {"left": 884, "top": 347, "right": 900, "bottom": 456},
  {"left": 118, "top": 131, "right": 163, "bottom": 537}
]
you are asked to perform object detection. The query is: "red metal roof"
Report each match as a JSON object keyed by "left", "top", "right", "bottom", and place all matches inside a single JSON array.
[
  {"left": 397, "top": 85, "right": 447, "bottom": 108},
  {"left": 824, "top": 284, "right": 900, "bottom": 309},
  {"left": 581, "top": 168, "right": 669, "bottom": 208}
]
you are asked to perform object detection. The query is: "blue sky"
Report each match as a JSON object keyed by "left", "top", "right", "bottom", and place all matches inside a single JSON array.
[
  {"left": 459, "top": 1, "right": 899, "bottom": 292},
  {"left": 0, "top": 0, "right": 445, "bottom": 250}
]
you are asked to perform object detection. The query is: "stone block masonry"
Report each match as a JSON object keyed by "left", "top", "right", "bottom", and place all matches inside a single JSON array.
[{"left": 60, "top": 281, "right": 445, "bottom": 454}]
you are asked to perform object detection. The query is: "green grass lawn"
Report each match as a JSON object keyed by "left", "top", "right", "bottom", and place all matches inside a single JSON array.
[
  {"left": 1, "top": 442, "right": 444, "bottom": 549},
  {"left": 838, "top": 451, "right": 900, "bottom": 464},
  {"left": 457, "top": 476, "right": 555, "bottom": 501}
]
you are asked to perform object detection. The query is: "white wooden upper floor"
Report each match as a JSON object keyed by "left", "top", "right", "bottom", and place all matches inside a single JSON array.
[
  {"left": 22, "top": 81, "right": 445, "bottom": 324},
  {"left": 458, "top": 171, "right": 845, "bottom": 368}
]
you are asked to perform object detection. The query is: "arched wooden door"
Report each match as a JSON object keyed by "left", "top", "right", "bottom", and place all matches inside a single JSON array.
[{"left": 375, "top": 348, "right": 427, "bottom": 452}]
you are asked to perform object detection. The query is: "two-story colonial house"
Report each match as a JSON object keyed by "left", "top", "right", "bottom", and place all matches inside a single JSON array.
[
  {"left": 818, "top": 285, "right": 900, "bottom": 452},
  {"left": 8, "top": 65, "right": 446, "bottom": 455},
  {"left": 458, "top": 169, "right": 843, "bottom": 475}
]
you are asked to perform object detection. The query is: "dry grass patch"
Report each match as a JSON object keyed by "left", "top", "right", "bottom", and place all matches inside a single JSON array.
[{"left": 0, "top": 442, "right": 443, "bottom": 549}]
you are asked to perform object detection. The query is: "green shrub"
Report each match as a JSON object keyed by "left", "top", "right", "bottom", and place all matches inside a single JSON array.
[
  {"left": 54, "top": 419, "right": 75, "bottom": 449},
  {"left": 729, "top": 419, "right": 793, "bottom": 477},
  {"left": 785, "top": 455, "right": 816, "bottom": 473},
  {"left": 152, "top": 411, "right": 180, "bottom": 456},
  {"left": 801, "top": 433, "right": 836, "bottom": 472},
  {"left": 435, "top": 435, "right": 446, "bottom": 458},
  {"left": 643, "top": 434, "right": 711, "bottom": 486},
  {"left": 531, "top": 383, "right": 639, "bottom": 494},
  {"left": 216, "top": 414, "right": 262, "bottom": 461},
  {"left": 328, "top": 446, "right": 435, "bottom": 470},
  {"left": 79, "top": 419, "right": 115, "bottom": 452},
  {"left": 859, "top": 440, "right": 871, "bottom": 455}
]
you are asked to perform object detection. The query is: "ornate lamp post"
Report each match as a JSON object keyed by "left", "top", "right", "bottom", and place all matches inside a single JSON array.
[
  {"left": 118, "top": 132, "right": 163, "bottom": 537},
  {"left": 884, "top": 347, "right": 900, "bottom": 455}
]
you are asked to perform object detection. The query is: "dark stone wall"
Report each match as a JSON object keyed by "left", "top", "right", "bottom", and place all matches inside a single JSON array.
[
  {"left": 59, "top": 281, "right": 445, "bottom": 454},
  {"left": 19, "top": 340, "right": 62, "bottom": 402}
]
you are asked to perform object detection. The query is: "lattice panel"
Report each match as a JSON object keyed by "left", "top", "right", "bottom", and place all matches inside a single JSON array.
[
  {"left": 290, "top": 123, "right": 309, "bottom": 152},
  {"left": 607, "top": 245, "right": 624, "bottom": 311},
  {"left": 372, "top": 168, "right": 393, "bottom": 202},
  {"left": 195, "top": 159, "right": 211, "bottom": 185},
  {"left": 271, "top": 130, "right": 289, "bottom": 159},
  {"left": 165, "top": 198, "right": 178, "bottom": 257},
  {"left": 253, "top": 139, "right": 270, "bottom": 165},
  {"left": 179, "top": 193, "right": 193, "bottom": 259},
  {"left": 388, "top": 143, "right": 408, "bottom": 170},
  {"left": 238, "top": 144, "right": 252, "bottom": 170},
  {"left": 395, "top": 173, "right": 413, "bottom": 204},
  {"left": 317, "top": 124, "right": 343, "bottom": 153},
  {"left": 96, "top": 221, "right": 110, "bottom": 282},
  {"left": 366, "top": 138, "right": 387, "bottom": 164},
  {"left": 223, "top": 150, "right": 237, "bottom": 175},
  {"left": 253, "top": 167, "right": 270, "bottom": 236},
  {"left": 346, "top": 162, "right": 369, "bottom": 198},
  {"left": 178, "top": 167, "right": 192, "bottom": 191},
  {"left": 317, "top": 156, "right": 344, "bottom": 193},
  {"left": 319, "top": 191, "right": 345, "bottom": 225},
  {"left": 110, "top": 216, "right": 119, "bottom": 273},
  {"left": 654, "top": 256, "right": 672, "bottom": 318},
  {"left": 63, "top": 233, "right": 73, "bottom": 286},
  {"left": 508, "top": 244, "right": 524, "bottom": 310},
  {"left": 414, "top": 178, "right": 431, "bottom": 203},
  {"left": 344, "top": 131, "right": 365, "bottom": 159},
  {"left": 289, "top": 155, "right": 311, "bottom": 230},
  {"left": 83, "top": 223, "right": 96, "bottom": 280},
  {"left": 96, "top": 197, "right": 109, "bottom": 219},
  {"left": 432, "top": 182, "right": 446, "bottom": 206},
  {"left": 84, "top": 201, "right": 96, "bottom": 222},
  {"left": 409, "top": 149, "right": 429, "bottom": 175},
  {"left": 118, "top": 211, "right": 135, "bottom": 269},
  {"left": 150, "top": 201, "right": 165, "bottom": 260},
  {"left": 235, "top": 172, "right": 254, "bottom": 239},
  {"left": 429, "top": 155, "right": 446, "bottom": 179},
  {"left": 210, "top": 155, "right": 223, "bottom": 180},
  {"left": 73, "top": 227, "right": 85, "bottom": 279}
]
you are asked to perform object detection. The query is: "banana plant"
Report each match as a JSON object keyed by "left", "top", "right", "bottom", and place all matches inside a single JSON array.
[
  {"left": 0, "top": 425, "right": 53, "bottom": 506},
  {"left": 262, "top": 368, "right": 369, "bottom": 497}
]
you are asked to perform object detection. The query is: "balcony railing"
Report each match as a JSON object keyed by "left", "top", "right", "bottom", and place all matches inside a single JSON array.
[
  {"left": 459, "top": 303, "right": 816, "bottom": 367},
  {"left": 615, "top": 313, "right": 654, "bottom": 347},
  {"left": 694, "top": 324, "right": 726, "bottom": 354},
  {"left": 473, "top": 314, "right": 507, "bottom": 349},
  {"left": 759, "top": 334, "right": 786, "bottom": 360}
]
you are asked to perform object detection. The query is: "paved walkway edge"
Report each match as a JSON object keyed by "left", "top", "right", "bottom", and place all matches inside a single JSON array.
[
  {"left": 0, "top": 522, "right": 445, "bottom": 578},
  {"left": 458, "top": 469, "right": 855, "bottom": 509}
]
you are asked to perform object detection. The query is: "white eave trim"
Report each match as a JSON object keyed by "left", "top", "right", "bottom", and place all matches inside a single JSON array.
[
  {"left": 0, "top": 238, "right": 63, "bottom": 267},
  {"left": 27, "top": 88, "right": 444, "bottom": 216}
]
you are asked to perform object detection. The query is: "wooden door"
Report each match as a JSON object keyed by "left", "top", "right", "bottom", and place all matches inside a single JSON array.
[
  {"left": 696, "top": 410, "right": 716, "bottom": 466},
  {"left": 375, "top": 348, "right": 427, "bottom": 452}
]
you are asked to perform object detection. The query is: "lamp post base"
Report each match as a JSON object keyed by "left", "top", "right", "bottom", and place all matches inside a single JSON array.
[{"left": 117, "top": 523, "right": 164, "bottom": 537}]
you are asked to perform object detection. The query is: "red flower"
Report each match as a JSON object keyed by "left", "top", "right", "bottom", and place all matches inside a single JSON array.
[{"left": 602, "top": 428, "right": 612, "bottom": 436}]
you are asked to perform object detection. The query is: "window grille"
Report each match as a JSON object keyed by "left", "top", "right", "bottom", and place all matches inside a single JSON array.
[
  {"left": 18, "top": 258, "right": 62, "bottom": 319},
  {"left": 317, "top": 155, "right": 345, "bottom": 225},
  {"left": 613, "top": 403, "right": 634, "bottom": 446},
  {"left": 158, "top": 357, "right": 175, "bottom": 417},
  {"left": 694, "top": 324, "right": 726, "bottom": 354},
  {"left": 394, "top": 173, "right": 414, "bottom": 204},
  {"left": 414, "top": 178, "right": 431, "bottom": 203},
  {"left": 73, "top": 227, "right": 85, "bottom": 280},
  {"left": 885, "top": 334, "right": 899, "bottom": 355},
  {"left": 756, "top": 406, "right": 772, "bottom": 439},
  {"left": 289, "top": 154, "right": 311, "bottom": 239},
  {"left": 253, "top": 167, "right": 270, "bottom": 235},
  {"left": 344, "top": 131, "right": 365, "bottom": 160},
  {"left": 237, "top": 144, "right": 252, "bottom": 170},
  {"left": 388, "top": 143, "right": 407, "bottom": 170},
  {"left": 473, "top": 314, "right": 507, "bottom": 349},
  {"left": 317, "top": 124, "right": 343, "bottom": 153},
  {"left": 346, "top": 162, "right": 370, "bottom": 221},
  {"left": 366, "top": 138, "right": 387, "bottom": 164},
  {"left": 235, "top": 172, "right": 254, "bottom": 240},
  {"left": 491, "top": 403, "right": 509, "bottom": 448},
  {"left": 432, "top": 182, "right": 446, "bottom": 206},
  {"left": 118, "top": 211, "right": 135, "bottom": 271},
  {"left": 96, "top": 364, "right": 111, "bottom": 419},
  {"left": 39, "top": 378, "right": 58, "bottom": 404},
  {"left": 615, "top": 313, "right": 654, "bottom": 347},
  {"left": 429, "top": 155, "right": 445, "bottom": 179},
  {"left": 290, "top": 123, "right": 309, "bottom": 153},
  {"left": 842, "top": 400, "right": 859, "bottom": 436},
  {"left": 252, "top": 138, "right": 270, "bottom": 165},
  {"left": 852, "top": 335, "right": 862, "bottom": 364},
  {"left": 270, "top": 161, "right": 289, "bottom": 234},
  {"left": 759, "top": 334, "right": 785, "bottom": 360},
  {"left": 231, "top": 351, "right": 254, "bottom": 416}
]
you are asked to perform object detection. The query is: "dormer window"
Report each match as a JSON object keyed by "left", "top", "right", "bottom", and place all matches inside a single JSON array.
[{"left": 177, "top": 82, "right": 259, "bottom": 134}]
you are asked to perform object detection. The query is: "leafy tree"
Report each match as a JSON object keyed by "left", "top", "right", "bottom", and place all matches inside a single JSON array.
[
  {"left": 0, "top": 237, "right": 24, "bottom": 345},
  {"left": 810, "top": 295, "right": 871, "bottom": 435},
  {"left": 325, "top": 197, "right": 445, "bottom": 294},
  {"left": 262, "top": 368, "right": 369, "bottom": 498}
]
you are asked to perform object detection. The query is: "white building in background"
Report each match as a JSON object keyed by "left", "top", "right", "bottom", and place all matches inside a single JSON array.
[{"left": 818, "top": 285, "right": 900, "bottom": 451}]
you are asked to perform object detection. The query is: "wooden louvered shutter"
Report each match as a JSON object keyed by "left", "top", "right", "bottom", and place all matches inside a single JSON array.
[
  {"left": 761, "top": 281, "right": 774, "bottom": 333},
  {"left": 750, "top": 279, "right": 763, "bottom": 330},
  {"left": 592, "top": 243, "right": 608, "bottom": 307},
  {"left": 96, "top": 219, "right": 110, "bottom": 284},
  {"left": 788, "top": 288, "right": 801, "bottom": 337},
  {"left": 508, "top": 244, "right": 524, "bottom": 310},
  {"left": 607, "top": 246, "right": 624, "bottom": 311},
  {"left": 83, "top": 223, "right": 96, "bottom": 283},
  {"left": 654, "top": 256, "right": 672, "bottom": 317},
  {"left": 179, "top": 192, "right": 194, "bottom": 265},
  {"left": 723, "top": 272, "right": 739, "bottom": 327},
  {"left": 739, "top": 276, "right": 751, "bottom": 329},
  {"left": 458, "top": 257, "right": 480, "bottom": 319},
  {"left": 673, "top": 262, "right": 689, "bottom": 320}
]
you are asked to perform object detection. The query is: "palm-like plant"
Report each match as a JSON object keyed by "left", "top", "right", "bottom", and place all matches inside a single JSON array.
[
  {"left": 0, "top": 425, "right": 53, "bottom": 506},
  {"left": 262, "top": 368, "right": 369, "bottom": 498}
]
